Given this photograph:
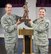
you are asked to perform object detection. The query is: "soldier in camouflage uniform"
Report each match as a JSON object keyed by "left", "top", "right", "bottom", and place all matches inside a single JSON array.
[
  {"left": 1, "top": 3, "right": 23, "bottom": 54},
  {"left": 25, "top": 8, "right": 50, "bottom": 54}
]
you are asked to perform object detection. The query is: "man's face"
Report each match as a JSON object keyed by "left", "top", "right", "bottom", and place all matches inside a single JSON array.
[
  {"left": 39, "top": 9, "right": 46, "bottom": 18},
  {"left": 5, "top": 4, "right": 12, "bottom": 14}
]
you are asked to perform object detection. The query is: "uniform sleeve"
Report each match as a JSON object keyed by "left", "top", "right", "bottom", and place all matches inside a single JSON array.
[
  {"left": 36, "top": 21, "right": 49, "bottom": 33},
  {"left": 45, "top": 20, "right": 50, "bottom": 38},
  {"left": 1, "top": 17, "right": 17, "bottom": 33},
  {"left": 24, "top": 20, "right": 37, "bottom": 28}
]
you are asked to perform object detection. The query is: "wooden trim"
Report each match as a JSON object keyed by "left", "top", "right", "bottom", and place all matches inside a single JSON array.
[{"left": 30, "top": 35, "right": 32, "bottom": 54}]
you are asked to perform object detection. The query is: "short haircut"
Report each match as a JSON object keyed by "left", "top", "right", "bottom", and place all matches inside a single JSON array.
[
  {"left": 39, "top": 7, "right": 46, "bottom": 11},
  {"left": 5, "top": 3, "right": 12, "bottom": 7}
]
